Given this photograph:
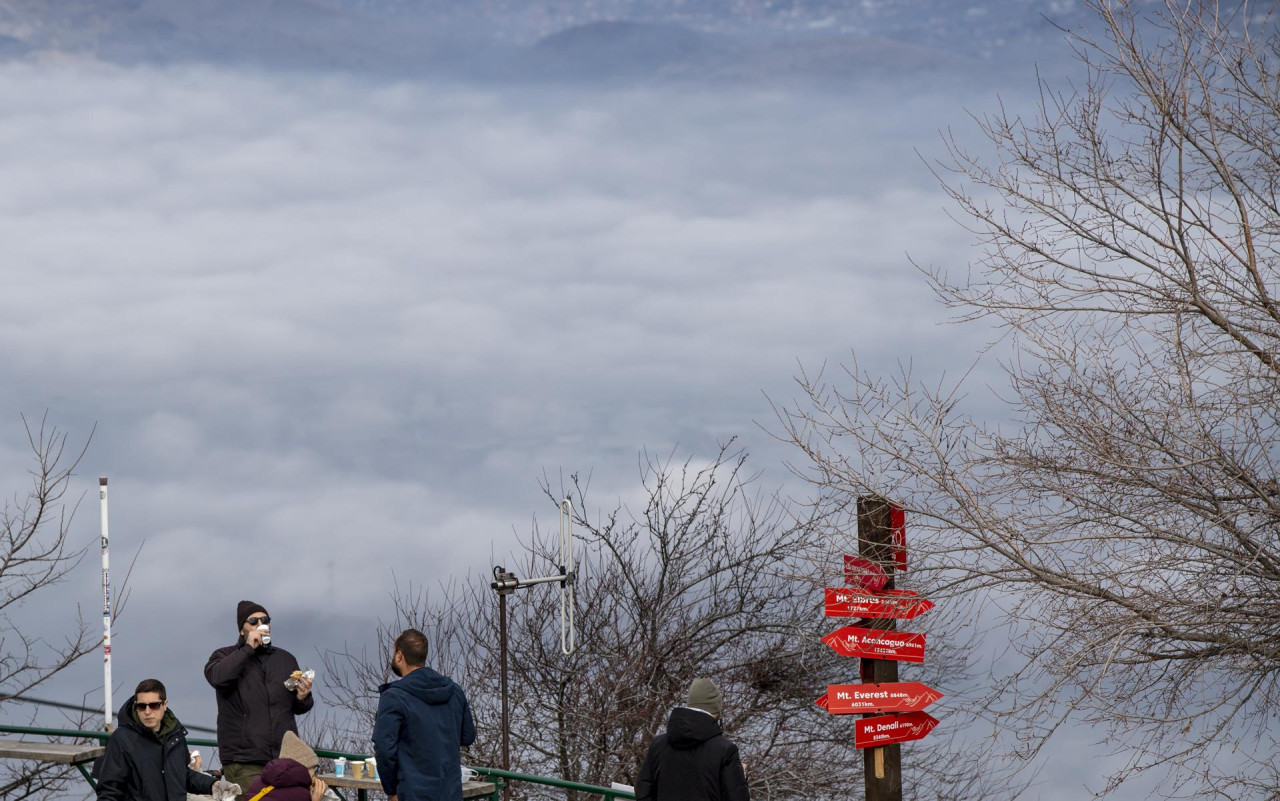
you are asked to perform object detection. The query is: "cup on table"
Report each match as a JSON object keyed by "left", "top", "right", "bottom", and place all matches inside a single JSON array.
[
  {"left": 350, "top": 761, "right": 365, "bottom": 780},
  {"left": 334, "top": 758, "right": 347, "bottom": 777},
  {"left": 365, "top": 758, "right": 377, "bottom": 779}
]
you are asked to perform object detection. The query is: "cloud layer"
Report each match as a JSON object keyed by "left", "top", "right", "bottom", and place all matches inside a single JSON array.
[{"left": 0, "top": 56, "right": 1030, "bottom": 787}]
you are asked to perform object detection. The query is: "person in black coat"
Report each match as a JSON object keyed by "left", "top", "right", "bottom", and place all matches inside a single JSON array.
[
  {"left": 205, "top": 600, "right": 315, "bottom": 796},
  {"left": 635, "top": 678, "right": 750, "bottom": 801},
  {"left": 96, "top": 678, "right": 219, "bottom": 801}
]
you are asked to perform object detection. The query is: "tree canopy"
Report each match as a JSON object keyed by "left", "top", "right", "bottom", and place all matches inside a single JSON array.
[{"left": 777, "top": 1, "right": 1280, "bottom": 797}]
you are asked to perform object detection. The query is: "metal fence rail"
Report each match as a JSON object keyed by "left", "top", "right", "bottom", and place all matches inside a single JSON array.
[{"left": 0, "top": 724, "right": 636, "bottom": 801}]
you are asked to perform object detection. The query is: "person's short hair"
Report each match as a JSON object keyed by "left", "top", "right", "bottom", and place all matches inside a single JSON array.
[
  {"left": 135, "top": 678, "right": 167, "bottom": 700},
  {"left": 394, "top": 629, "right": 429, "bottom": 667}
]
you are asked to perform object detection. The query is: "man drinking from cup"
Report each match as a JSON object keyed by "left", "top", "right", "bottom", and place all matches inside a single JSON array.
[{"left": 206, "top": 601, "right": 315, "bottom": 798}]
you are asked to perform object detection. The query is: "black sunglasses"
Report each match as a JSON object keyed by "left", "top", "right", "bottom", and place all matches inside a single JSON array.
[
  {"left": 246, "top": 616, "right": 271, "bottom": 626},
  {"left": 136, "top": 701, "right": 166, "bottom": 711}
]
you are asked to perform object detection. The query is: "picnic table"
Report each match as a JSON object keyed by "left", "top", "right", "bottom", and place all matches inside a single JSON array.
[{"left": 0, "top": 739, "right": 105, "bottom": 764}]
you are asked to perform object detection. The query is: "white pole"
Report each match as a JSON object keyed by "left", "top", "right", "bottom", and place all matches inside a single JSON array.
[{"left": 99, "top": 476, "right": 113, "bottom": 731}]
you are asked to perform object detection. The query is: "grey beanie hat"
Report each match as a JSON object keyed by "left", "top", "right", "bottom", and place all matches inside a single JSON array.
[{"left": 686, "top": 678, "right": 723, "bottom": 717}]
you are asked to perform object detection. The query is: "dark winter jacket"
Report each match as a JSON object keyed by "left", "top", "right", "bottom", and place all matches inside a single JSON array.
[
  {"left": 244, "top": 757, "right": 315, "bottom": 801},
  {"left": 95, "top": 696, "right": 216, "bottom": 801},
  {"left": 372, "top": 666, "right": 476, "bottom": 801},
  {"left": 635, "top": 707, "right": 750, "bottom": 801},
  {"left": 205, "top": 637, "right": 315, "bottom": 764}
]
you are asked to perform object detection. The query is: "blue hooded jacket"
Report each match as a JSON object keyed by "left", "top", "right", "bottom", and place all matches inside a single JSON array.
[{"left": 372, "top": 666, "right": 476, "bottom": 801}]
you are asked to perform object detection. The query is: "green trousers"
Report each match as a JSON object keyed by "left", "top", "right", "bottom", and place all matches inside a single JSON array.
[{"left": 221, "top": 762, "right": 266, "bottom": 801}]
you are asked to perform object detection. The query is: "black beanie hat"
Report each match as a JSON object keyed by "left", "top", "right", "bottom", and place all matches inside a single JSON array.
[{"left": 237, "top": 600, "right": 268, "bottom": 630}]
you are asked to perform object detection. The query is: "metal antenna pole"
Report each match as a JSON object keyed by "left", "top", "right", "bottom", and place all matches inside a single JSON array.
[
  {"left": 99, "top": 476, "right": 113, "bottom": 732},
  {"left": 559, "top": 499, "right": 576, "bottom": 655},
  {"left": 492, "top": 566, "right": 516, "bottom": 801},
  {"left": 488, "top": 503, "right": 578, "bottom": 800}
]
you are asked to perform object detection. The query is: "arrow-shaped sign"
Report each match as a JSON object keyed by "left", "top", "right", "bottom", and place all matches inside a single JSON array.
[
  {"left": 843, "top": 555, "right": 889, "bottom": 591},
  {"left": 824, "top": 682, "right": 942, "bottom": 715},
  {"left": 854, "top": 711, "right": 938, "bottom": 749},
  {"left": 821, "top": 626, "right": 926, "bottom": 663},
  {"left": 824, "top": 588, "right": 934, "bottom": 620}
]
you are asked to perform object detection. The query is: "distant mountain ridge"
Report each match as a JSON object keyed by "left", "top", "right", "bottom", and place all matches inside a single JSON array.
[
  {"left": 313, "top": 0, "right": 1111, "bottom": 54},
  {"left": 0, "top": 0, "right": 1098, "bottom": 81}
]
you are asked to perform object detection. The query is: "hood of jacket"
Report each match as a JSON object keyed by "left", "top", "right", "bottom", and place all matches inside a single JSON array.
[
  {"left": 117, "top": 697, "right": 180, "bottom": 741},
  {"left": 378, "top": 665, "right": 457, "bottom": 705},
  {"left": 261, "top": 757, "right": 313, "bottom": 788},
  {"left": 665, "top": 706, "right": 723, "bottom": 749}
]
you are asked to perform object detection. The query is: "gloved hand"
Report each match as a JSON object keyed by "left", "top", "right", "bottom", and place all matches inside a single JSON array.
[{"left": 211, "top": 780, "right": 242, "bottom": 801}]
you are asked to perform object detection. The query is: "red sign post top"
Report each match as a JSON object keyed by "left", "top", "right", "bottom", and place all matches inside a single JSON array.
[
  {"left": 824, "top": 682, "right": 942, "bottom": 714},
  {"left": 824, "top": 588, "right": 934, "bottom": 620},
  {"left": 854, "top": 711, "right": 938, "bottom": 749},
  {"left": 821, "top": 625, "right": 926, "bottom": 663}
]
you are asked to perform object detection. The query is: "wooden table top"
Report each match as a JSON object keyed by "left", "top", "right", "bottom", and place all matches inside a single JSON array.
[
  {"left": 0, "top": 739, "right": 106, "bottom": 764},
  {"left": 317, "top": 773, "right": 496, "bottom": 799}
]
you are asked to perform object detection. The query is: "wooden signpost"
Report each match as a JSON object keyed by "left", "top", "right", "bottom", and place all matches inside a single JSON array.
[{"left": 817, "top": 497, "right": 939, "bottom": 801}]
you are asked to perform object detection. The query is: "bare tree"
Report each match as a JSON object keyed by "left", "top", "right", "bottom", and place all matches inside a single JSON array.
[
  {"left": 323, "top": 443, "right": 1008, "bottom": 800},
  {"left": 310, "top": 577, "right": 471, "bottom": 761},
  {"left": 515, "top": 443, "right": 839, "bottom": 800},
  {"left": 776, "top": 1, "right": 1280, "bottom": 797},
  {"left": 0, "top": 416, "right": 100, "bottom": 799}
]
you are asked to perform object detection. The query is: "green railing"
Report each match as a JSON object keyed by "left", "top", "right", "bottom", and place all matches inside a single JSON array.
[
  {"left": 0, "top": 724, "right": 636, "bottom": 801},
  {"left": 465, "top": 765, "right": 636, "bottom": 801}
]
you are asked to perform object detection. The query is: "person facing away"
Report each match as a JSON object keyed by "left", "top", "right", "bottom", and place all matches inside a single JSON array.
[
  {"left": 372, "top": 628, "right": 476, "bottom": 801},
  {"left": 95, "top": 677, "right": 226, "bottom": 801},
  {"left": 243, "top": 732, "right": 329, "bottom": 801},
  {"left": 205, "top": 600, "right": 315, "bottom": 796},
  {"left": 635, "top": 678, "right": 750, "bottom": 801}
]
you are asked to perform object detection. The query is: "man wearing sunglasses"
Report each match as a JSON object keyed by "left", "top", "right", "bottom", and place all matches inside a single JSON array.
[
  {"left": 96, "top": 678, "right": 232, "bottom": 800},
  {"left": 206, "top": 601, "right": 315, "bottom": 798}
]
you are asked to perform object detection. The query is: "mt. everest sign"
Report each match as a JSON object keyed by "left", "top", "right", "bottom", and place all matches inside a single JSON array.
[{"left": 822, "top": 682, "right": 943, "bottom": 715}]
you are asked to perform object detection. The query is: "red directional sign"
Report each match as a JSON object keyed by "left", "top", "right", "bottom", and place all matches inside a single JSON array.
[
  {"left": 843, "top": 555, "right": 889, "bottom": 591},
  {"left": 821, "top": 626, "right": 926, "bottom": 663},
  {"left": 854, "top": 711, "right": 938, "bottom": 749},
  {"left": 824, "top": 682, "right": 942, "bottom": 715},
  {"left": 824, "top": 588, "right": 934, "bottom": 620}
]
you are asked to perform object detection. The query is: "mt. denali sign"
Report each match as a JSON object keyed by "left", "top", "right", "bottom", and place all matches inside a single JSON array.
[{"left": 854, "top": 711, "right": 938, "bottom": 749}]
